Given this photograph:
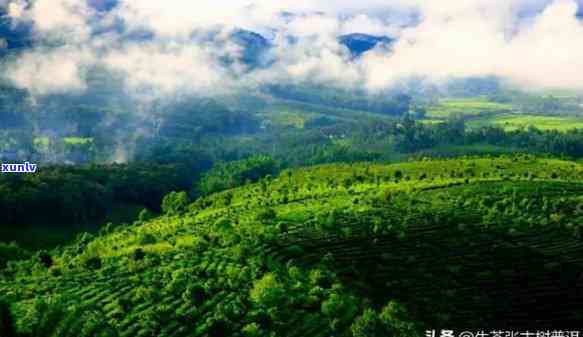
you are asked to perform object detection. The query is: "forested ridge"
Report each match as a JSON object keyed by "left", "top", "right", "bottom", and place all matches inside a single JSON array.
[{"left": 2, "top": 156, "right": 583, "bottom": 336}]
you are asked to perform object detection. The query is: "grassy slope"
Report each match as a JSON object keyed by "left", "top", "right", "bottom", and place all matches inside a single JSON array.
[
  {"left": 426, "top": 98, "right": 513, "bottom": 119},
  {"left": 467, "top": 113, "right": 583, "bottom": 131},
  {"left": 2, "top": 156, "right": 583, "bottom": 335},
  {"left": 425, "top": 96, "right": 583, "bottom": 132}
]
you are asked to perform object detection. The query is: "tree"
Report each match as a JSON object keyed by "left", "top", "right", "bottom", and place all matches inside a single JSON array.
[
  {"left": 395, "top": 115, "right": 434, "bottom": 152},
  {"left": 350, "top": 302, "right": 419, "bottom": 337},
  {"left": 161, "top": 191, "right": 189, "bottom": 215},
  {"left": 250, "top": 273, "right": 285, "bottom": 309},
  {"left": 138, "top": 208, "right": 156, "bottom": 222},
  {"left": 379, "top": 301, "right": 419, "bottom": 337},
  {"left": 242, "top": 323, "right": 261, "bottom": 337},
  {"left": 38, "top": 251, "right": 53, "bottom": 268},
  {"left": 133, "top": 248, "right": 146, "bottom": 261},
  {"left": 351, "top": 308, "right": 381, "bottom": 337},
  {"left": 321, "top": 293, "right": 359, "bottom": 330},
  {"left": 0, "top": 242, "right": 30, "bottom": 269},
  {"left": 255, "top": 208, "right": 277, "bottom": 224},
  {"left": 394, "top": 170, "right": 403, "bottom": 180},
  {"left": 197, "top": 156, "right": 278, "bottom": 196}
]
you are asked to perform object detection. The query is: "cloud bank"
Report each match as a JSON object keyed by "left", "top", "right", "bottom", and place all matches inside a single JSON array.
[{"left": 3, "top": 0, "right": 583, "bottom": 97}]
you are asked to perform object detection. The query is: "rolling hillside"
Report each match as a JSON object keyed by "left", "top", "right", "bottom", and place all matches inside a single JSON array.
[{"left": 2, "top": 156, "right": 583, "bottom": 336}]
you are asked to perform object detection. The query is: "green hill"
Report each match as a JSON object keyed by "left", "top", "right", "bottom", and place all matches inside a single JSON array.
[{"left": 2, "top": 156, "right": 583, "bottom": 336}]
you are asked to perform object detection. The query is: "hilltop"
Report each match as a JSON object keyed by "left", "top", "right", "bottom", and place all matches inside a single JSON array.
[{"left": 2, "top": 155, "right": 583, "bottom": 336}]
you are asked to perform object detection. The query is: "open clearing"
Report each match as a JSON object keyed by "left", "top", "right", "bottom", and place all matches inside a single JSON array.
[
  {"left": 427, "top": 98, "right": 513, "bottom": 119},
  {"left": 467, "top": 113, "right": 583, "bottom": 131}
]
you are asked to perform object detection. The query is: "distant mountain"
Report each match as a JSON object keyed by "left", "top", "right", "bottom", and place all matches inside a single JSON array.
[
  {"left": 88, "top": 0, "right": 119, "bottom": 12},
  {"left": 227, "top": 30, "right": 396, "bottom": 66},
  {"left": 229, "top": 29, "right": 272, "bottom": 67},
  {"left": 338, "top": 33, "right": 394, "bottom": 57}
]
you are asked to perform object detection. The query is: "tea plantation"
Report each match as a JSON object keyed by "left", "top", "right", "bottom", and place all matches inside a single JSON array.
[{"left": 2, "top": 155, "right": 583, "bottom": 336}]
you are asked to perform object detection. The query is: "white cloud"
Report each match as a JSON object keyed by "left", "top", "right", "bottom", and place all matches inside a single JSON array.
[
  {"left": 102, "top": 41, "right": 229, "bottom": 97},
  {"left": 6, "top": 46, "right": 95, "bottom": 95},
  {"left": 3, "top": 0, "right": 583, "bottom": 96},
  {"left": 501, "top": 0, "right": 583, "bottom": 89},
  {"left": 9, "top": 0, "right": 94, "bottom": 41},
  {"left": 358, "top": 0, "right": 583, "bottom": 91},
  {"left": 7, "top": 0, "right": 25, "bottom": 18}
]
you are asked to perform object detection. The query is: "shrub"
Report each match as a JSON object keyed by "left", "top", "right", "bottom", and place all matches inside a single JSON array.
[
  {"left": 321, "top": 293, "right": 359, "bottom": 328},
  {"left": 242, "top": 323, "right": 261, "bottom": 337},
  {"left": 284, "top": 245, "right": 304, "bottom": 256},
  {"left": 138, "top": 208, "right": 156, "bottom": 222},
  {"left": 350, "top": 302, "right": 418, "bottom": 337},
  {"left": 49, "top": 267, "right": 62, "bottom": 277},
  {"left": 209, "top": 319, "right": 231, "bottom": 337},
  {"left": 183, "top": 284, "right": 207, "bottom": 305},
  {"left": 38, "top": 252, "right": 53, "bottom": 269},
  {"left": 19, "top": 297, "right": 117, "bottom": 337},
  {"left": 100, "top": 222, "right": 114, "bottom": 235},
  {"left": 277, "top": 222, "right": 289, "bottom": 234},
  {"left": 250, "top": 273, "right": 285, "bottom": 309},
  {"left": 161, "top": 191, "right": 189, "bottom": 215},
  {"left": 255, "top": 208, "right": 277, "bottom": 223},
  {"left": 379, "top": 301, "right": 418, "bottom": 337},
  {"left": 214, "top": 217, "right": 233, "bottom": 232},
  {"left": 394, "top": 170, "right": 403, "bottom": 180},
  {"left": 137, "top": 232, "right": 157, "bottom": 245},
  {"left": 133, "top": 248, "right": 146, "bottom": 261},
  {"left": 0, "top": 242, "right": 30, "bottom": 269},
  {"left": 84, "top": 256, "right": 102, "bottom": 270},
  {"left": 351, "top": 308, "right": 381, "bottom": 337}
]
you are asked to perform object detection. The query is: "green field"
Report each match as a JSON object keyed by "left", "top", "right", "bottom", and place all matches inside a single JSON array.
[
  {"left": 427, "top": 97, "right": 513, "bottom": 119},
  {"left": 258, "top": 105, "right": 316, "bottom": 129},
  {"left": 33, "top": 137, "right": 95, "bottom": 152},
  {"left": 467, "top": 113, "right": 583, "bottom": 131},
  {"left": 63, "top": 137, "right": 94, "bottom": 146},
  {"left": 2, "top": 156, "right": 583, "bottom": 335},
  {"left": 424, "top": 97, "right": 583, "bottom": 132}
]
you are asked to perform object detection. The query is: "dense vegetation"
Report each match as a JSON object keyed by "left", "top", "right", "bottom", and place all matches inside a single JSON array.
[
  {"left": 2, "top": 39, "right": 583, "bottom": 333},
  {"left": 0, "top": 163, "right": 191, "bottom": 249},
  {"left": 2, "top": 156, "right": 583, "bottom": 336},
  {"left": 5, "top": 85, "right": 583, "bottom": 252},
  {"left": 3, "top": 7, "right": 583, "bottom": 334}
]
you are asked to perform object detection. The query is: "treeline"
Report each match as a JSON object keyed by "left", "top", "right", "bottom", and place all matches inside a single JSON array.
[
  {"left": 0, "top": 163, "right": 191, "bottom": 230},
  {"left": 393, "top": 115, "right": 583, "bottom": 158},
  {"left": 196, "top": 155, "right": 279, "bottom": 196},
  {"left": 0, "top": 153, "right": 283, "bottom": 250}
]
